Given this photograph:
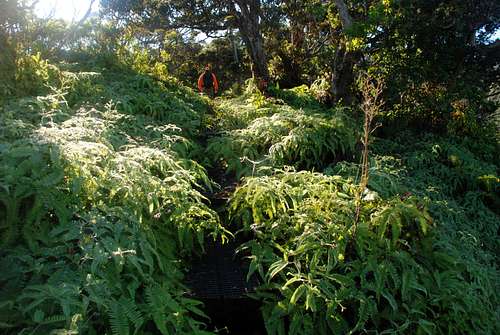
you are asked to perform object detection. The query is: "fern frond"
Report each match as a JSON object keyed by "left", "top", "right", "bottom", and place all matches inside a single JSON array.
[{"left": 108, "top": 300, "right": 130, "bottom": 335}]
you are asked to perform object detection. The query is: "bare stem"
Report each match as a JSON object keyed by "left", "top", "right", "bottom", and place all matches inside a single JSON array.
[{"left": 353, "top": 74, "right": 385, "bottom": 233}]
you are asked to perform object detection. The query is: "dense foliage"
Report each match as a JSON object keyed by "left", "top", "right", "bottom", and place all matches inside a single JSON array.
[
  {"left": 227, "top": 141, "right": 499, "bottom": 334},
  {"left": 204, "top": 84, "right": 499, "bottom": 335},
  {"left": 1, "top": 1, "right": 499, "bottom": 334},
  {"left": 207, "top": 85, "right": 358, "bottom": 176},
  {"left": 0, "top": 55, "right": 227, "bottom": 334},
  {"left": 230, "top": 171, "right": 497, "bottom": 334}
]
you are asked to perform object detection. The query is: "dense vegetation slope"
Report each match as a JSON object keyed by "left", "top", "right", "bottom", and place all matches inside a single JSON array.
[
  {"left": 211, "top": 85, "right": 500, "bottom": 334},
  {"left": 0, "top": 58, "right": 227, "bottom": 334},
  {"left": 1, "top": 54, "right": 499, "bottom": 335}
]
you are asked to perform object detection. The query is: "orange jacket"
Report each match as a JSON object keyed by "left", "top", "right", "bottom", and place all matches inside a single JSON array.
[{"left": 198, "top": 71, "right": 219, "bottom": 93}]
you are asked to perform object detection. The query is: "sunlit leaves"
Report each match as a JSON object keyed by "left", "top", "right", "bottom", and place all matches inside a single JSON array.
[
  {"left": 0, "top": 58, "right": 225, "bottom": 334},
  {"left": 230, "top": 164, "right": 499, "bottom": 334}
]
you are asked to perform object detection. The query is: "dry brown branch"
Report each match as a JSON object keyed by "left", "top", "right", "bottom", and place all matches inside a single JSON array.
[{"left": 353, "top": 74, "right": 385, "bottom": 232}]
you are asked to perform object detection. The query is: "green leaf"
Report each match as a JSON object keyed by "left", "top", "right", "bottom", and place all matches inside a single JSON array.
[
  {"left": 33, "top": 309, "right": 45, "bottom": 323},
  {"left": 246, "top": 256, "right": 259, "bottom": 281},
  {"left": 381, "top": 291, "right": 398, "bottom": 312},
  {"left": 290, "top": 284, "right": 307, "bottom": 305},
  {"left": 282, "top": 276, "right": 303, "bottom": 290},
  {"left": 267, "top": 259, "right": 289, "bottom": 281},
  {"left": 305, "top": 289, "right": 316, "bottom": 312},
  {"left": 417, "top": 319, "right": 436, "bottom": 335}
]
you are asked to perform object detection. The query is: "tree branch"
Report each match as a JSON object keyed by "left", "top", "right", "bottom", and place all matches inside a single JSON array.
[
  {"left": 333, "top": 0, "right": 353, "bottom": 30},
  {"left": 72, "top": 0, "right": 96, "bottom": 26}
]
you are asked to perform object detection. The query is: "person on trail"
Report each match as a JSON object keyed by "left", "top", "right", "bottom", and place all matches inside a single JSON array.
[{"left": 198, "top": 65, "right": 219, "bottom": 97}]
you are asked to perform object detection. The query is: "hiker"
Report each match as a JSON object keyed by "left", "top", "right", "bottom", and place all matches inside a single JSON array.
[{"left": 198, "top": 65, "right": 219, "bottom": 97}]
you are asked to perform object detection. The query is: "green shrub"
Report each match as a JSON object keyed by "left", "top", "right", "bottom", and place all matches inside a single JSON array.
[
  {"left": 15, "top": 52, "right": 62, "bottom": 96},
  {"left": 270, "top": 85, "right": 324, "bottom": 110},
  {"left": 208, "top": 107, "right": 358, "bottom": 176},
  {"left": 229, "top": 170, "right": 499, "bottom": 334},
  {"left": 0, "top": 59, "right": 225, "bottom": 334},
  {"left": 211, "top": 95, "right": 276, "bottom": 131}
]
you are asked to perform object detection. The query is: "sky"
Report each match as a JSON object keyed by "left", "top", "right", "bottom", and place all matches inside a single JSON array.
[
  {"left": 488, "top": 30, "right": 500, "bottom": 43},
  {"left": 35, "top": 0, "right": 100, "bottom": 22}
]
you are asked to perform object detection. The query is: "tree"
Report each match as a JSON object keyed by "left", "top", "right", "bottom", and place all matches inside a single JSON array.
[
  {"left": 265, "top": 0, "right": 322, "bottom": 87},
  {"left": 230, "top": 0, "right": 269, "bottom": 81},
  {"left": 101, "top": 0, "right": 272, "bottom": 81},
  {"left": 326, "top": 0, "right": 500, "bottom": 112},
  {"left": 329, "top": 0, "right": 359, "bottom": 104},
  {"left": 366, "top": 0, "right": 500, "bottom": 128},
  {"left": 0, "top": 0, "right": 38, "bottom": 94}
]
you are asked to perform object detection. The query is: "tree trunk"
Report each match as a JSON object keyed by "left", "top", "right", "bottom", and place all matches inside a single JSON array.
[
  {"left": 282, "top": 21, "right": 305, "bottom": 87},
  {"left": 333, "top": 0, "right": 353, "bottom": 30},
  {"left": 331, "top": 0, "right": 358, "bottom": 104},
  {"left": 0, "top": 32, "right": 16, "bottom": 91},
  {"left": 233, "top": 0, "right": 269, "bottom": 82},
  {"left": 331, "top": 46, "right": 358, "bottom": 104},
  {"left": 229, "top": 29, "right": 239, "bottom": 64}
]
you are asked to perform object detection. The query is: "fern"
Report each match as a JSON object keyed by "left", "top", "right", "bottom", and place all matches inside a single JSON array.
[
  {"left": 207, "top": 93, "right": 359, "bottom": 176},
  {"left": 0, "top": 58, "right": 220, "bottom": 335},
  {"left": 145, "top": 285, "right": 169, "bottom": 335},
  {"left": 109, "top": 300, "right": 130, "bottom": 335},
  {"left": 119, "top": 297, "right": 144, "bottom": 334},
  {"left": 229, "top": 167, "right": 499, "bottom": 334}
]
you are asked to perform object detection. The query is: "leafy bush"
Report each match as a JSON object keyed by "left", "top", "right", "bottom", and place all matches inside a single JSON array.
[
  {"left": 270, "top": 85, "right": 325, "bottom": 110},
  {"left": 109, "top": 74, "right": 208, "bottom": 131},
  {"left": 210, "top": 95, "right": 276, "bottom": 131},
  {"left": 0, "top": 59, "right": 225, "bottom": 334},
  {"left": 229, "top": 170, "right": 499, "bottom": 334},
  {"left": 15, "top": 52, "right": 62, "bottom": 96},
  {"left": 370, "top": 134, "right": 500, "bottom": 216},
  {"left": 208, "top": 104, "right": 358, "bottom": 176},
  {"left": 2, "top": 41, "right": 498, "bottom": 335},
  {"left": 0, "top": 208, "right": 214, "bottom": 335},
  {"left": 309, "top": 76, "right": 332, "bottom": 103},
  {"left": 60, "top": 67, "right": 211, "bottom": 137}
]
